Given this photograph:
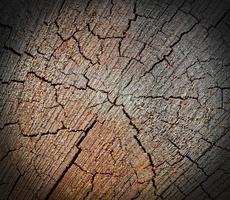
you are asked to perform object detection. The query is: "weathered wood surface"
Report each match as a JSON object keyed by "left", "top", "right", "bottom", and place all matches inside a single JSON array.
[{"left": 0, "top": 0, "right": 230, "bottom": 199}]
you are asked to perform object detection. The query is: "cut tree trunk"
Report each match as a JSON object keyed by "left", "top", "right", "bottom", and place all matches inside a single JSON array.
[{"left": 0, "top": 0, "right": 230, "bottom": 199}]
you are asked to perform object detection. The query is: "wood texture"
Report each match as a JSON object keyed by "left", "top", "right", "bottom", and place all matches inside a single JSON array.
[{"left": 0, "top": 0, "right": 230, "bottom": 199}]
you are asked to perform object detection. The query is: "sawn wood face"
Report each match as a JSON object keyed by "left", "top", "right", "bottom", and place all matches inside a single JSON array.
[{"left": 0, "top": 0, "right": 230, "bottom": 199}]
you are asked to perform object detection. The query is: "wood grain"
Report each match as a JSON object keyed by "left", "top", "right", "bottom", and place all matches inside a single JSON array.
[{"left": 0, "top": 0, "right": 230, "bottom": 199}]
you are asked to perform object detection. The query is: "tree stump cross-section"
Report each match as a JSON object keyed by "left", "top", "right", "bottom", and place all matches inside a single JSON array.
[{"left": 0, "top": 0, "right": 230, "bottom": 199}]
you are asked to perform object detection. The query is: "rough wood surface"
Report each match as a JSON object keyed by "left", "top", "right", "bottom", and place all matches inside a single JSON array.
[{"left": 0, "top": 0, "right": 230, "bottom": 199}]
